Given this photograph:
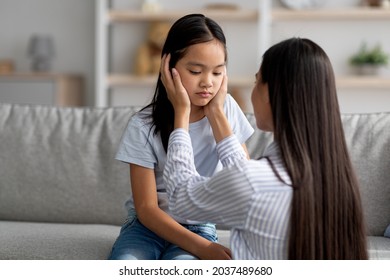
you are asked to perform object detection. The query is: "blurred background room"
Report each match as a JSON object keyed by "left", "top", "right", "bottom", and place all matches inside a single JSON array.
[{"left": 0, "top": 0, "right": 389, "bottom": 113}]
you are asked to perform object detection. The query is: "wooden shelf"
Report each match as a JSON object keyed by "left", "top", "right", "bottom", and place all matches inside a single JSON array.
[
  {"left": 0, "top": 72, "right": 84, "bottom": 106},
  {"left": 96, "top": 0, "right": 390, "bottom": 107},
  {"left": 107, "top": 74, "right": 254, "bottom": 88},
  {"left": 0, "top": 72, "right": 82, "bottom": 81},
  {"left": 337, "top": 76, "right": 390, "bottom": 89},
  {"left": 108, "top": 74, "right": 156, "bottom": 87},
  {"left": 272, "top": 7, "right": 390, "bottom": 21},
  {"left": 108, "top": 7, "right": 390, "bottom": 23},
  {"left": 107, "top": 74, "right": 390, "bottom": 90},
  {"left": 108, "top": 9, "right": 258, "bottom": 23}
]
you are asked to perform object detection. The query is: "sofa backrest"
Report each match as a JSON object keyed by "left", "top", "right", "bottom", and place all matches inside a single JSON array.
[
  {"left": 341, "top": 113, "right": 390, "bottom": 236},
  {"left": 0, "top": 103, "right": 135, "bottom": 225},
  {"left": 1, "top": 103, "right": 389, "bottom": 236}
]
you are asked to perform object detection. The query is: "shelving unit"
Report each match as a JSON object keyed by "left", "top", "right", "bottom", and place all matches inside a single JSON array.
[
  {"left": 0, "top": 73, "right": 84, "bottom": 107},
  {"left": 272, "top": 7, "right": 390, "bottom": 20},
  {"left": 95, "top": 0, "right": 390, "bottom": 110},
  {"left": 108, "top": 9, "right": 258, "bottom": 22},
  {"left": 95, "top": 0, "right": 260, "bottom": 108},
  {"left": 259, "top": 2, "right": 390, "bottom": 114}
]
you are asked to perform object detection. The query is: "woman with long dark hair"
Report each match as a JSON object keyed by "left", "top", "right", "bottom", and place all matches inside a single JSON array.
[
  {"left": 163, "top": 37, "right": 368, "bottom": 259},
  {"left": 108, "top": 14, "right": 254, "bottom": 260}
]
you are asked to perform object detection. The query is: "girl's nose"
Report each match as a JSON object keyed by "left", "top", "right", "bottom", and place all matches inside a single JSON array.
[{"left": 200, "top": 75, "right": 213, "bottom": 89}]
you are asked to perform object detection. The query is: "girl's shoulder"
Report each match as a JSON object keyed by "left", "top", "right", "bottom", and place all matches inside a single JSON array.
[
  {"left": 129, "top": 107, "right": 152, "bottom": 124},
  {"left": 126, "top": 107, "right": 154, "bottom": 133}
]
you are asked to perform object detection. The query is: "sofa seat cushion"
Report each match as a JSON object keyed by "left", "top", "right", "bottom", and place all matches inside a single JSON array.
[
  {"left": 368, "top": 236, "right": 390, "bottom": 260},
  {"left": 0, "top": 221, "right": 120, "bottom": 260},
  {"left": 217, "top": 230, "right": 390, "bottom": 260}
]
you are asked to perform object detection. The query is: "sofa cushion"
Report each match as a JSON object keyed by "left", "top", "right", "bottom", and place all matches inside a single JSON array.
[
  {"left": 368, "top": 236, "right": 390, "bottom": 260},
  {"left": 0, "top": 103, "right": 136, "bottom": 225},
  {"left": 341, "top": 113, "right": 390, "bottom": 236},
  {"left": 385, "top": 224, "right": 390, "bottom": 238},
  {"left": 0, "top": 221, "right": 119, "bottom": 260}
]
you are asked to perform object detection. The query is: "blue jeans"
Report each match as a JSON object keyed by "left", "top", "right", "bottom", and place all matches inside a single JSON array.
[{"left": 108, "top": 209, "right": 217, "bottom": 260}]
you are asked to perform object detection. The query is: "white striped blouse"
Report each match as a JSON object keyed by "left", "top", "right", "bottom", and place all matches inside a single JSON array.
[{"left": 164, "top": 128, "right": 293, "bottom": 260}]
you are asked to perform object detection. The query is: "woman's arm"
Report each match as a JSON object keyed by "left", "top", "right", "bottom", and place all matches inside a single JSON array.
[
  {"left": 164, "top": 130, "right": 252, "bottom": 227},
  {"left": 130, "top": 164, "right": 231, "bottom": 260}
]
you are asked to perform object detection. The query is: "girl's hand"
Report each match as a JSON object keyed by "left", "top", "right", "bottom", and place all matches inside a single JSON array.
[
  {"left": 204, "top": 71, "right": 228, "bottom": 118},
  {"left": 197, "top": 242, "right": 232, "bottom": 260},
  {"left": 160, "top": 54, "right": 191, "bottom": 117}
]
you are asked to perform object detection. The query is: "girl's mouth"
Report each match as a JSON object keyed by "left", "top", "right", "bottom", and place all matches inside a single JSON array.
[{"left": 197, "top": 91, "right": 212, "bottom": 98}]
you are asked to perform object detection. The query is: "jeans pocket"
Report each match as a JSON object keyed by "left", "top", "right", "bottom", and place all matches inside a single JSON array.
[{"left": 186, "top": 223, "right": 217, "bottom": 242}]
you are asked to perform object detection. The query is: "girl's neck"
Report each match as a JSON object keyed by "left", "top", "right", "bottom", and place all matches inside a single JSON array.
[{"left": 189, "top": 105, "right": 205, "bottom": 123}]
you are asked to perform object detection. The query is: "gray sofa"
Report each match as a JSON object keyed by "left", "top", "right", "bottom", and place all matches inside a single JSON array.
[{"left": 0, "top": 103, "right": 389, "bottom": 260}]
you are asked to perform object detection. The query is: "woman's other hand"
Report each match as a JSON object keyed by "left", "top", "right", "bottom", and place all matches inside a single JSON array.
[{"left": 204, "top": 71, "right": 227, "bottom": 118}]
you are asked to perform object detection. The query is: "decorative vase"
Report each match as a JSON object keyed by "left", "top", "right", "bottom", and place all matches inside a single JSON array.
[
  {"left": 355, "top": 64, "right": 382, "bottom": 75},
  {"left": 27, "top": 35, "right": 55, "bottom": 72},
  {"left": 366, "top": 0, "right": 382, "bottom": 7}
]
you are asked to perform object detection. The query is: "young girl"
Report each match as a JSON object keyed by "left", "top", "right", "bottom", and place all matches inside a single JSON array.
[
  {"left": 163, "top": 37, "right": 368, "bottom": 259},
  {"left": 108, "top": 14, "right": 254, "bottom": 260}
]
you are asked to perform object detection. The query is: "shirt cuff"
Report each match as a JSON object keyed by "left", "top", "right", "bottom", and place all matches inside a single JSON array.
[
  {"left": 169, "top": 128, "right": 191, "bottom": 147},
  {"left": 216, "top": 134, "right": 247, "bottom": 166}
]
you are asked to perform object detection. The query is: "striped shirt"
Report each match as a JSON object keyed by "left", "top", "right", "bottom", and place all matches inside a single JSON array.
[{"left": 164, "top": 129, "right": 293, "bottom": 259}]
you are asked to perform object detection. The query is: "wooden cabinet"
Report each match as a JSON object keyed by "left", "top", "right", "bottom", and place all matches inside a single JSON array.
[{"left": 0, "top": 73, "right": 84, "bottom": 107}]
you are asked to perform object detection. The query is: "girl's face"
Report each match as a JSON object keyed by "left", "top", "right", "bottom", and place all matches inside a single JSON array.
[
  {"left": 174, "top": 39, "right": 226, "bottom": 111},
  {"left": 251, "top": 70, "right": 273, "bottom": 132}
]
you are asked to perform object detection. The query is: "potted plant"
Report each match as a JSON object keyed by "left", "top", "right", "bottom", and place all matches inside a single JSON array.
[{"left": 349, "top": 42, "right": 389, "bottom": 75}]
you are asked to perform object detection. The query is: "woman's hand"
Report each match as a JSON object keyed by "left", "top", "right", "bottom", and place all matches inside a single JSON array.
[
  {"left": 203, "top": 72, "right": 232, "bottom": 143},
  {"left": 204, "top": 71, "right": 228, "bottom": 118},
  {"left": 160, "top": 54, "right": 191, "bottom": 129}
]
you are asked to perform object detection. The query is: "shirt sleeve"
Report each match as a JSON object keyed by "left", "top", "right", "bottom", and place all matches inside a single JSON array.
[
  {"left": 115, "top": 114, "right": 156, "bottom": 169},
  {"left": 164, "top": 129, "right": 253, "bottom": 227}
]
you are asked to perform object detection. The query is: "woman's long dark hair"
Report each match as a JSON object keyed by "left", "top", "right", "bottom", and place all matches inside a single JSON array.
[
  {"left": 141, "top": 14, "right": 227, "bottom": 152},
  {"left": 261, "top": 38, "right": 368, "bottom": 259}
]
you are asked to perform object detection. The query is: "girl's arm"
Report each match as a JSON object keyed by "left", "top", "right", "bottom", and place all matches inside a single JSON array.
[{"left": 130, "top": 163, "right": 231, "bottom": 260}]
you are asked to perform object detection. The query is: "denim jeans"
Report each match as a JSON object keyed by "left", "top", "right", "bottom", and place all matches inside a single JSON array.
[{"left": 108, "top": 209, "right": 217, "bottom": 260}]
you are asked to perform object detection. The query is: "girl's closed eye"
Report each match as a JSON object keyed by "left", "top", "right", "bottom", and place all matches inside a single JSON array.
[{"left": 189, "top": 70, "right": 201, "bottom": 75}]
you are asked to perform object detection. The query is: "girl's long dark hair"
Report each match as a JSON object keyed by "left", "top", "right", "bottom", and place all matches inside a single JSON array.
[
  {"left": 141, "top": 14, "right": 227, "bottom": 152},
  {"left": 261, "top": 38, "right": 368, "bottom": 259}
]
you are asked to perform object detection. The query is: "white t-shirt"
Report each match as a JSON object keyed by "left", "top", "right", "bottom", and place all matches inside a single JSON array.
[{"left": 115, "top": 94, "right": 254, "bottom": 224}]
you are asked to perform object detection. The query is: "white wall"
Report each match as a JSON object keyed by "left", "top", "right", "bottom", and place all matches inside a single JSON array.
[
  {"left": 0, "top": 0, "right": 95, "bottom": 105},
  {"left": 0, "top": 0, "right": 389, "bottom": 112}
]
